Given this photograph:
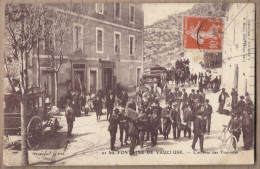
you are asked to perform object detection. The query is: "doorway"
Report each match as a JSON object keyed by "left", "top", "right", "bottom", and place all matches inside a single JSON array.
[
  {"left": 42, "top": 70, "right": 54, "bottom": 104},
  {"left": 103, "top": 68, "right": 113, "bottom": 92},
  {"left": 90, "top": 70, "right": 97, "bottom": 94},
  {"left": 74, "top": 70, "right": 85, "bottom": 92}
]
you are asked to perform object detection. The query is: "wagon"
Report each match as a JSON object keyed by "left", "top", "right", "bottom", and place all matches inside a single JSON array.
[
  {"left": 142, "top": 65, "right": 167, "bottom": 90},
  {"left": 4, "top": 87, "right": 61, "bottom": 149}
]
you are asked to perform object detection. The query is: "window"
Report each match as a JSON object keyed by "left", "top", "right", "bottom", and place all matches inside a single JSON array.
[
  {"left": 73, "top": 23, "right": 83, "bottom": 51},
  {"left": 129, "top": 35, "right": 135, "bottom": 55},
  {"left": 114, "top": 32, "right": 121, "bottom": 55},
  {"left": 129, "top": 4, "right": 135, "bottom": 23},
  {"left": 96, "top": 3, "right": 104, "bottom": 14},
  {"left": 96, "top": 28, "right": 103, "bottom": 53},
  {"left": 114, "top": 3, "right": 121, "bottom": 19}
]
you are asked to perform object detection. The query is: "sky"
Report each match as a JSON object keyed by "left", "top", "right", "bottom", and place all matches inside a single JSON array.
[{"left": 143, "top": 3, "right": 195, "bottom": 26}]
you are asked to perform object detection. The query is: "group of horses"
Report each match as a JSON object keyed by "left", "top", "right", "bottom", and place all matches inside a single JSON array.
[{"left": 166, "top": 67, "right": 197, "bottom": 87}]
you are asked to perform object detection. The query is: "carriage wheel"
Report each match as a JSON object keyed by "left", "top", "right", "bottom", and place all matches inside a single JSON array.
[
  {"left": 228, "top": 135, "right": 237, "bottom": 151},
  {"left": 27, "top": 116, "right": 42, "bottom": 149}
]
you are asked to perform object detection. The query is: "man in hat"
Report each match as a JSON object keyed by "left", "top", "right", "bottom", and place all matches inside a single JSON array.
[
  {"left": 136, "top": 107, "right": 148, "bottom": 149},
  {"left": 244, "top": 92, "right": 254, "bottom": 115},
  {"left": 170, "top": 102, "right": 181, "bottom": 139},
  {"left": 150, "top": 109, "right": 161, "bottom": 147},
  {"left": 162, "top": 102, "right": 172, "bottom": 140},
  {"left": 181, "top": 88, "right": 188, "bottom": 111},
  {"left": 108, "top": 108, "right": 120, "bottom": 151},
  {"left": 151, "top": 102, "right": 163, "bottom": 134},
  {"left": 118, "top": 109, "right": 129, "bottom": 146},
  {"left": 227, "top": 113, "right": 242, "bottom": 149},
  {"left": 65, "top": 101, "right": 75, "bottom": 137},
  {"left": 200, "top": 89, "right": 206, "bottom": 103},
  {"left": 106, "top": 91, "right": 115, "bottom": 120},
  {"left": 143, "top": 101, "right": 152, "bottom": 141},
  {"left": 203, "top": 99, "right": 213, "bottom": 135},
  {"left": 217, "top": 88, "right": 229, "bottom": 114},
  {"left": 235, "top": 96, "right": 246, "bottom": 117},
  {"left": 231, "top": 88, "right": 238, "bottom": 110},
  {"left": 183, "top": 105, "right": 193, "bottom": 138},
  {"left": 193, "top": 99, "right": 201, "bottom": 116},
  {"left": 173, "top": 87, "right": 182, "bottom": 108},
  {"left": 195, "top": 90, "right": 202, "bottom": 102},
  {"left": 191, "top": 109, "right": 205, "bottom": 152},
  {"left": 194, "top": 73, "right": 198, "bottom": 85},
  {"left": 188, "top": 89, "right": 196, "bottom": 108},
  {"left": 120, "top": 89, "right": 129, "bottom": 108},
  {"left": 126, "top": 98, "right": 137, "bottom": 112},
  {"left": 241, "top": 111, "right": 253, "bottom": 150}
]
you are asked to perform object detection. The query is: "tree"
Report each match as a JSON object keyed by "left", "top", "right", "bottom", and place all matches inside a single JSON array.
[
  {"left": 43, "top": 10, "right": 71, "bottom": 106},
  {"left": 5, "top": 4, "right": 45, "bottom": 165}
]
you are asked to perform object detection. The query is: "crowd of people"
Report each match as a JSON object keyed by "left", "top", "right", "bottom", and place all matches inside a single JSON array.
[
  {"left": 63, "top": 63, "right": 254, "bottom": 155},
  {"left": 105, "top": 86, "right": 215, "bottom": 154},
  {"left": 219, "top": 88, "right": 254, "bottom": 150}
]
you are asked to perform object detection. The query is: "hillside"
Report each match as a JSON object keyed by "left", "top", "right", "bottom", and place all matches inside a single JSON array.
[{"left": 144, "top": 3, "right": 227, "bottom": 68}]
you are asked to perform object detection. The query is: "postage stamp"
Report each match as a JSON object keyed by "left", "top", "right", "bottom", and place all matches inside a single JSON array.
[{"left": 183, "top": 16, "right": 224, "bottom": 50}]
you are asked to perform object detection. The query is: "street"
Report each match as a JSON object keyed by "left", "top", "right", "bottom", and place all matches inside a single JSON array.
[{"left": 3, "top": 84, "right": 254, "bottom": 166}]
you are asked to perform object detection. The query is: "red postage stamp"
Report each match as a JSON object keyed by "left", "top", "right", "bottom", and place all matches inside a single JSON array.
[{"left": 183, "top": 16, "right": 224, "bottom": 50}]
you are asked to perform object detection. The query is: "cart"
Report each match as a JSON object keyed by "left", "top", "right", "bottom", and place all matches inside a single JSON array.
[{"left": 4, "top": 87, "right": 61, "bottom": 149}]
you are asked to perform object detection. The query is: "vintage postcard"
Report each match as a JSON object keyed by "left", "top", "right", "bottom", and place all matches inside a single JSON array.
[{"left": 2, "top": 2, "right": 255, "bottom": 166}]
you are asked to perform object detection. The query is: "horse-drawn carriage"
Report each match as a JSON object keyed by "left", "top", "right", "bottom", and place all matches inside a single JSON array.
[
  {"left": 4, "top": 88, "right": 61, "bottom": 149},
  {"left": 142, "top": 65, "right": 167, "bottom": 90}
]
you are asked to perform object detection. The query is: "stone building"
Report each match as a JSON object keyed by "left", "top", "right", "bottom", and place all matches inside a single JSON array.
[
  {"left": 38, "top": 3, "right": 144, "bottom": 103},
  {"left": 221, "top": 3, "right": 255, "bottom": 102}
]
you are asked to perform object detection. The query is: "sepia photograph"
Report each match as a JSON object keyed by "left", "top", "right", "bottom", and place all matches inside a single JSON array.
[{"left": 2, "top": 2, "right": 255, "bottom": 166}]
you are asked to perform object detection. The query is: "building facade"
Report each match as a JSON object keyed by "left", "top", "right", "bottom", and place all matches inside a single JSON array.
[
  {"left": 221, "top": 3, "right": 255, "bottom": 102},
  {"left": 38, "top": 3, "right": 144, "bottom": 102}
]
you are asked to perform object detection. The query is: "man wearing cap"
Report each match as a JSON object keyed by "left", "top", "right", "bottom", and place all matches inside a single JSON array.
[
  {"left": 231, "top": 88, "right": 238, "bottom": 110},
  {"left": 150, "top": 109, "right": 161, "bottom": 147},
  {"left": 235, "top": 96, "right": 246, "bottom": 117},
  {"left": 191, "top": 109, "right": 205, "bottom": 152},
  {"left": 162, "top": 102, "right": 172, "bottom": 140},
  {"left": 108, "top": 108, "right": 120, "bottom": 151},
  {"left": 217, "top": 88, "right": 229, "bottom": 114},
  {"left": 203, "top": 99, "right": 213, "bottom": 135},
  {"left": 170, "top": 102, "right": 181, "bottom": 139},
  {"left": 227, "top": 113, "right": 242, "bottom": 149}
]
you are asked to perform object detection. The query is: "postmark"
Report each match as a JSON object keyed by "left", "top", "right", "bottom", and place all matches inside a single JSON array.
[{"left": 183, "top": 16, "right": 224, "bottom": 51}]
